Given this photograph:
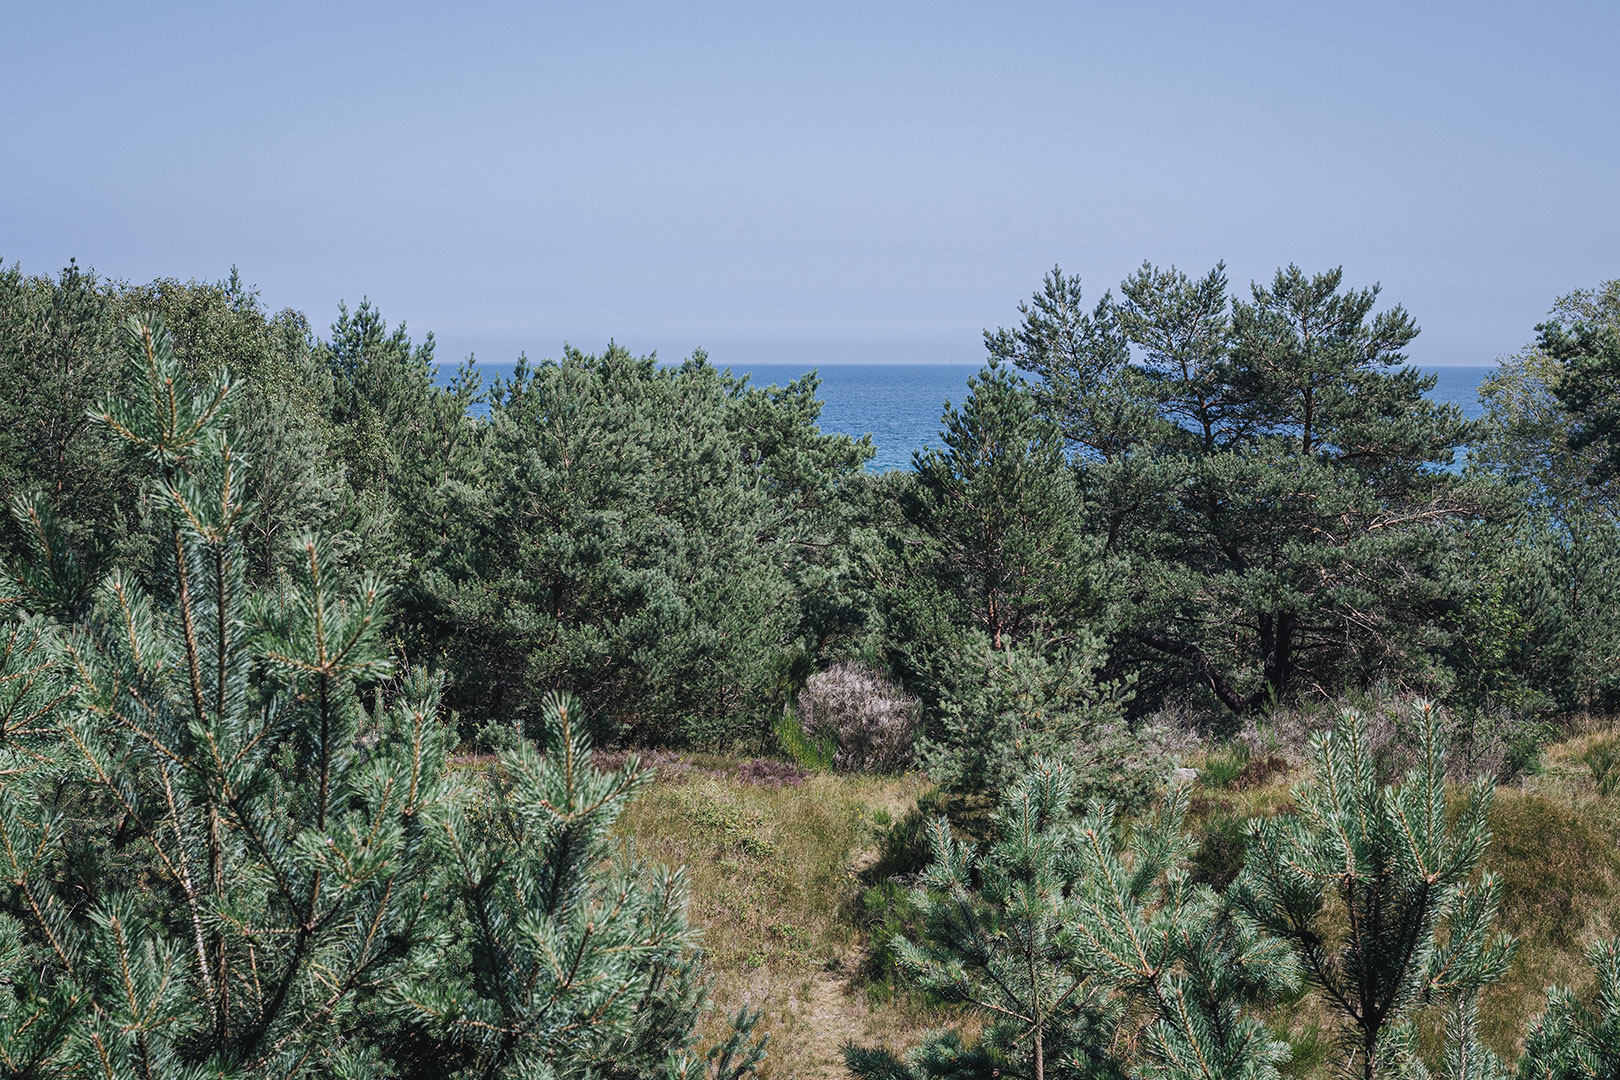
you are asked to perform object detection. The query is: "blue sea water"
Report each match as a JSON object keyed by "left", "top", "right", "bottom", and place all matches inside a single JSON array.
[{"left": 438, "top": 362, "right": 1493, "bottom": 474}]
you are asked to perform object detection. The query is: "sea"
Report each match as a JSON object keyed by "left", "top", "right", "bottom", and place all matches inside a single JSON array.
[{"left": 438, "top": 362, "right": 1493, "bottom": 473}]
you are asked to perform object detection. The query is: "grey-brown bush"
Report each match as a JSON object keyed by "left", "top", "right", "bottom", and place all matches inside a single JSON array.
[{"left": 798, "top": 661, "right": 920, "bottom": 772}]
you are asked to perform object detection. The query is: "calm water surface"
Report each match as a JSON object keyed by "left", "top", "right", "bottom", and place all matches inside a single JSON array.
[{"left": 440, "top": 362, "right": 1493, "bottom": 473}]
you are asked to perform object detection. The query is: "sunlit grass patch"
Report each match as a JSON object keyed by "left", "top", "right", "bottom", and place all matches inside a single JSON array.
[{"left": 616, "top": 759, "right": 939, "bottom": 1078}]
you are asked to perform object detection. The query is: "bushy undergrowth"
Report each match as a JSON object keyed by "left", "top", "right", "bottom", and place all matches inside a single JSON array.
[
  {"left": 1181, "top": 687, "right": 1550, "bottom": 787},
  {"left": 920, "top": 637, "right": 1166, "bottom": 828},
  {"left": 798, "top": 661, "right": 921, "bottom": 773},
  {"left": 570, "top": 715, "right": 1620, "bottom": 1080}
]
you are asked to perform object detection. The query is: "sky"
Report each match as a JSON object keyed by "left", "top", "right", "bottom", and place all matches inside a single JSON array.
[{"left": 4, "top": 1, "right": 1617, "bottom": 368}]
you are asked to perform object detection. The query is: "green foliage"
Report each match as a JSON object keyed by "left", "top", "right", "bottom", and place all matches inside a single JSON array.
[
  {"left": 1200, "top": 742, "right": 1253, "bottom": 789},
  {"left": 1516, "top": 937, "right": 1620, "bottom": 1080},
  {"left": 850, "top": 762, "right": 1297, "bottom": 1080},
  {"left": 994, "top": 264, "right": 1483, "bottom": 717},
  {"left": 1067, "top": 791, "right": 1299, "bottom": 1080},
  {"left": 0, "top": 259, "right": 133, "bottom": 573},
  {"left": 0, "top": 316, "right": 760, "bottom": 1079},
  {"left": 0, "top": 315, "right": 435, "bottom": 1077},
  {"left": 421, "top": 347, "right": 869, "bottom": 747},
  {"left": 919, "top": 634, "right": 1155, "bottom": 822},
  {"left": 1470, "top": 281, "right": 1620, "bottom": 715},
  {"left": 1544, "top": 281, "right": 1620, "bottom": 488},
  {"left": 905, "top": 360, "right": 1103, "bottom": 654},
  {"left": 774, "top": 707, "right": 838, "bottom": 771},
  {"left": 315, "top": 299, "right": 485, "bottom": 584},
  {"left": 848, "top": 763, "right": 1127, "bottom": 1080},
  {"left": 1475, "top": 287, "right": 1619, "bottom": 514},
  {"left": 1235, "top": 701, "right": 1515, "bottom": 1079},
  {"left": 875, "top": 359, "right": 1157, "bottom": 826},
  {"left": 395, "top": 693, "right": 767, "bottom": 1079}
]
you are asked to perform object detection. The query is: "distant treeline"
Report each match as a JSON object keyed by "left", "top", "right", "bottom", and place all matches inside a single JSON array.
[{"left": 4, "top": 258, "right": 1619, "bottom": 770}]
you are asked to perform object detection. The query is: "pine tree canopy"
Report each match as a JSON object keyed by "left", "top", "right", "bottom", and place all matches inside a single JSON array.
[
  {"left": 989, "top": 264, "right": 1489, "bottom": 713},
  {"left": 0, "top": 316, "right": 763, "bottom": 1080}
]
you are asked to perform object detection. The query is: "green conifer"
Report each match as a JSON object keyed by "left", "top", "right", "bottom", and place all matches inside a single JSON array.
[
  {"left": 1517, "top": 936, "right": 1620, "bottom": 1080},
  {"left": 849, "top": 762, "right": 1296, "bottom": 1080},
  {"left": 1234, "top": 700, "right": 1514, "bottom": 1080},
  {"left": 0, "top": 316, "right": 758, "bottom": 1079},
  {"left": 392, "top": 691, "right": 765, "bottom": 1080}
]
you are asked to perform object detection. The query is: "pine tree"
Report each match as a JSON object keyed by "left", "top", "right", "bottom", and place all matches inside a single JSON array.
[
  {"left": 1234, "top": 700, "right": 1514, "bottom": 1080},
  {"left": 888, "top": 360, "right": 1137, "bottom": 823},
  {"left": 848, "top": 762, "right": 1296, "bottom": 1080},
  {"left": 992, "top": 264, "right": 1484, "bottom": 714},
  {"left": 1469, "top": 280, "right": 1620, "bottom": 715},
  {"left": 905, "top": 359, "right": 1102, "bottom": 655},
  {"left": 422, "top": 346, "right": 814, "bottom": 746},
  {"left": 1064, "top": 788, "right": 1297, "bottom": 1080},
  {"left": 0, "top": 316, "right": 759, "bottom": 1079},
  {"left": 1544, "top": 282, "right": 1620, "bottom": 486},
  {"left": 1516, "top": 936, "right": 1620, "bottom": 1080},
  {"left": 918, "top": 635, "right": 1151, "bottom": 827},
  {"left": 0, "top": 595, "right": 77, "bottom": 1078},
  {"left": 0, "top": 260, "right": 132, "bottom": 575},
  {"left": 0, "top": 315, "right": 453, "bottom": 1077},
  {"left": 847, "top": 762, "right": 1126, "bottom": 1080},
  {"left": 390, "top": 692, "right": 766, "bottom": 1080}
]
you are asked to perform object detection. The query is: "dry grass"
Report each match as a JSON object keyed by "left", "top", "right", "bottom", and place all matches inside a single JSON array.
[
  {"left": 1475, "top": 787, "right": 1620, "bottom": 1055},
  {"left": 617, "top": 761, "right": 942, "bottom": 1079},
  {"left": 605, "top": 726, "right": 1620, "bottom": 1078}
]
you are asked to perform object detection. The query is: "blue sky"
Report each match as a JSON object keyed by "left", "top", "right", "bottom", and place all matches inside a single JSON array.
[{"left": 4, "top": 1, "right": 1616, "bottom": 367}]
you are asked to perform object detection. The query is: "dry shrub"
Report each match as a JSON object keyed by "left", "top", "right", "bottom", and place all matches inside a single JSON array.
[
  {"left": 735, "top": 757, "right": 809, "bottom": 788},
  {"left": 1218, "top": 691, "right": 1545, "bottom": 785},
  {"left": 590, "top": 747, "right": 696, "bottom": 777},
  {"left": 798, "top": 662, "right": 920, "bottom": 773}
]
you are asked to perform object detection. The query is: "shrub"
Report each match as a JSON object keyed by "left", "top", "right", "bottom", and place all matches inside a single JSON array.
[
  {"left": 920, "top": 637, "right": 1163, "bottom": 822},
  {"left": 797, "top": 661, "right": 920, "bottom": 773},
  {"left": 734, "top": 756, "right": 809, "bottom": 788},
  {"left": 1585, "top": 736, "right": 1620, "bottom": 797}
]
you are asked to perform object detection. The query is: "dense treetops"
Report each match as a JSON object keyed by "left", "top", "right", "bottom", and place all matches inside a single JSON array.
[
  {"left": 3, "top": 256, "right": 1620, "bottom": 1075},
  {"left": 0, "top": 317, "right": 765, "bottom": 1078},
  {"left": 3, "top": 257, "right": 1618, "bottom": 746}
]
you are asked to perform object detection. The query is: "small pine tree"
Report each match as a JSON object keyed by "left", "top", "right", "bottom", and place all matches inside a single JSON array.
[
  {"left": 0, "top": 315, "right": 452, "bottom": 1077},
  {"left": 848, "top": 762, "right": 1296, "bottom": 1080},
  {"left": 1517, "top": 936, "right": 1620, "bottom": 1080},
  {"left": 1234, "top": 700, "right": 1515, "bottom": 1080},
  {"left": 848, "top": 762, "right": 1125, "bottom": 1080},
  {"left": 391, "top": 691, "right": 766, "bottom": 1080},
  {"left": 1064, "top": 788, "right": 1297, "bottom": 1080},
  {"left": 919, "top": 635, "right": 1153, "bottom": 829}
]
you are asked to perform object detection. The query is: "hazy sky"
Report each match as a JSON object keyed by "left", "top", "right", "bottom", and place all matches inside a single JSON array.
[{"left": 5, "top": 1, "right": 1617, "bottom": 367}]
